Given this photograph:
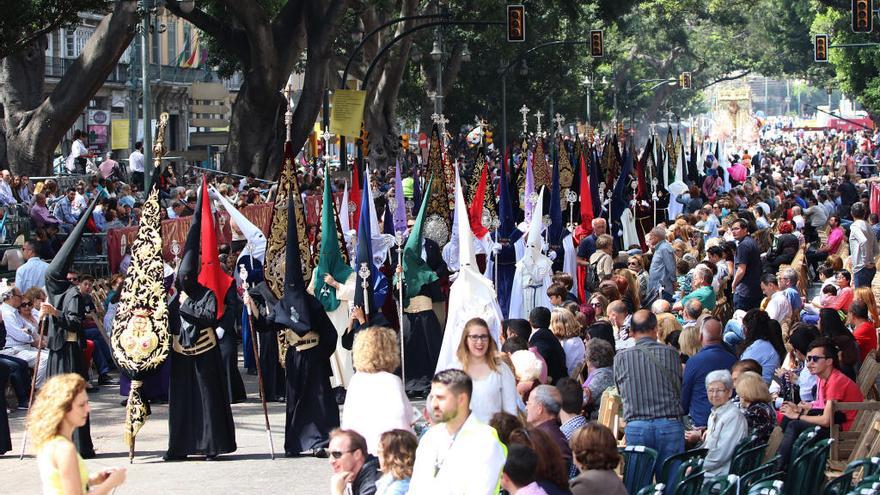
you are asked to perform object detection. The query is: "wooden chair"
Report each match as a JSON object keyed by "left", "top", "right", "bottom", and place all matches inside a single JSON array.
[
  {"left": 598, "top": 388, "right": 623, "bottom": 442},
  {"left": 857, "top": 352, "right": 880, "bottom": 400},
  {"left": 829, "top": 401, "right": 880, "bottom": 466},
  {"left": 570, "top": 360, "right": 585, "bottom": 383},
  {"left": 829, "top": 412, "right": 880, "bottom": 473}
]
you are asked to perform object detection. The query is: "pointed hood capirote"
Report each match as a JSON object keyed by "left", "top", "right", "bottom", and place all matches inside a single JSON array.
[
  {"left": 353, "top": 170, "right": 378, "bottom": 320},
  {"left": 314, "top": 164, "right": 354, "bottom": 312},
  {"left": 271, "top": 178, "right": 312, "bottom": 335},
  {"left": 45, "top": 194, "right": 100, "bottom": 301},
  {"left": 397, "top": 176, "right": 439, "bottom": 307}
]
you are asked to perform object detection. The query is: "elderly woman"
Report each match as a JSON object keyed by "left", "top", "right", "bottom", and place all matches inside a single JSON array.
[
  {"left": 582, "top": 338, "right": 615, "bottom": 420},
  {"left": 569, "top": 422, "right": 628, "bottom": 495},
  {"left": 341, "top": 327, "right": 413, "bottom": 454},
  {"left": 700, "top": 369, "right": 748, "bottom": 479}
]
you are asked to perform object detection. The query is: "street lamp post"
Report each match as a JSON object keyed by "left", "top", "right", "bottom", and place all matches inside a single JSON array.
[{"left": 139, "top": 0, "right": 153, "bottom": 192}]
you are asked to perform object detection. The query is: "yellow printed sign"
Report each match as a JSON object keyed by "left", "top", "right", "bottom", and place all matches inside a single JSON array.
[
  {"left": 111, "top": 120, "right": 130, "bottom": 150},
  {"left": 330, "top": 89, "right": 366, "bottom": 138}
]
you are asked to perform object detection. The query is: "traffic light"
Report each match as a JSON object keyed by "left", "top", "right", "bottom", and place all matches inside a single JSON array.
[
  {"left": 814, "top": 34, "right": 829, "bottom": 62},
  {"left": 590, "top": 30, "right": 603, "bottom": 58},
  {"left": 853, "top": 0, "right": 874, "bottom": 33},
  {"left": 401, "top": 134, "right": 410, "bottom": 150},
  {"left": 485, "top": 130, "right": 493, "bottom": 145},
  {"left": 507, "top": 5, "right": 525, "bottom": 43},
  {"left": 679, "top": 72, "right": 692, "bottom": 89}
]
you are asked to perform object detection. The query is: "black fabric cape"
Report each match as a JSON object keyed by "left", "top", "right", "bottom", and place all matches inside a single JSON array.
[
  {"left": 217, "top": 287, "right": 246, "bottom": 404},
  {"left": 400, "top": 280, "right": 444, "bottom": 396},
  {"left": 166, "top": 285, "right": 237, "bottom": 458}
]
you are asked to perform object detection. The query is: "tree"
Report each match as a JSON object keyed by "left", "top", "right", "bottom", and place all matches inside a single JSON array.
[
  {"left": 166, "top": 0, "right": 350, "bottom": 179},
  {"left": 0, "top": 0, "right": 106, "bottom": 60},
  {"left": 0, "top": 0, "right": 138, "bottom": 175}
]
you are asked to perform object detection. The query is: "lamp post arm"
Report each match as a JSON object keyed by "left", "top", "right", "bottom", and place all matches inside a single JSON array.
[
  {"left": 340, "top": 13, "right": 452, "bottom": 88},
  {"left": 500, "top": 40, "right": 589, "bottom": 78}
]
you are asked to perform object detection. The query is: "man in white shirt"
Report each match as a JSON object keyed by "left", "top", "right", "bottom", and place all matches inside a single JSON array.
[
  {"left": 761, "top": 273, "right": 792, "bottom": 323},
  {"left": 850, "top": 202, "right": 879, "bottom": 288},
  {"left": 65, "top": 130, "right": 91, "bottom": 174},
  {"left": 0, "top": 170, "right": 16, "bottom": 206},
  {"left": 129, "top": 141, "right": 145, "bottom": 191},
  {"left": 409, "top": 369, "right": 507, "bottom": 494},
  {"left": 15, "top": 241, "right": 48, "bottom": 293},
  {"left": 0, "top": 286, "right": 47, "bottom": 387}
]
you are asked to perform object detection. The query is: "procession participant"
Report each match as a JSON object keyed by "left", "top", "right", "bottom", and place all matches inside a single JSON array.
[
  {"left": 271, "top": 177, "right": 339, "bottom": 457},
  {"left": 164, "top": 177, "right": 236, "bottom": 461},
  {"left": 43, "top": 194, "right": 100, "bottom": 458},
  {"left": 509, "top": 187, "right": 553, "bottom": 319}
]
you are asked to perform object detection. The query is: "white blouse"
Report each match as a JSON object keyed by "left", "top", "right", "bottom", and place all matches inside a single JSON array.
[
  {"left": 561, "top": 337, "right": 586, "bottom": 377},
  {"left": 341, "top": 371, "right": 414, "bottom": 454},
  {"left": 466, "top": 361, "right": 518, "bottom": 423}
]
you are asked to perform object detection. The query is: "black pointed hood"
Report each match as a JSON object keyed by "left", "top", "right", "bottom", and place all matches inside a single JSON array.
[{"left": 45, "top": 194, "right": 100, "bottom": 302}]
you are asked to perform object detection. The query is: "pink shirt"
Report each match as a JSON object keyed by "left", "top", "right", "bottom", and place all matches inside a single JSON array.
[
  {"left": 811, "top": 368, "right": 863, "bottom": 430},
  {"left": 517, "top": 482, "right": 550, "bottom": 495},
  {"left": 827, "top": 227, "right": 844, "bottom": 254}
]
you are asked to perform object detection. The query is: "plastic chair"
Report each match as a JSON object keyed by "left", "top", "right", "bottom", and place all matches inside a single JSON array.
[
  {"left": 739, "top": 459, "right": 782, "bottom": 493},
  {"left": 746, "top": 479, "right": 784, "bottom": 495},
  {"left": 700, "top": 474, "right": 739, "bottom": 495},
  {"left": 789, "top": 426, "right": 823, "bottom": 468},
  {"left": 823, "top": 471, "right": 855, "bottom": 495},
  {"left": 620, "top": 445, "right": 660, "bottom": 495},
  {"left": 825, "top": 458, "right": 880, "bottom": 495},
  {"left": 786, "top": 438, "right": 834, "bottom": 494},
  {"left": 730, "top": 436, "right": 769, "bottom": 476},
  {"left": 660, "top": 448, "right": 709, "bottom": 489},
  {"left": 672, "top": 468, "right": 705, "bottom": 495},
  {"left": 637, "top": 484, "right": 665, "bottom": 495}
]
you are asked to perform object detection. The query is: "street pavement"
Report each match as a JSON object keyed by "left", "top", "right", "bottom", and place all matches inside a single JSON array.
[{"left": 0, "top": 369, "right": 356, "bottom": 494}]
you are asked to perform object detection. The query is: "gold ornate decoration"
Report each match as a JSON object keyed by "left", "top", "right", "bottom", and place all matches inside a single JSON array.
[
  {"left": 665, "top": 130, "right": 677, "bottom": 184},
  {"left": 424, "top": 126, "right": 451, "bottom": 243},
  {"left": 557, "top": 135, "right": 574, "bottom": 189},
  {"left": 152, "top": 112, "right": 169, "bottom": 169},
  {"left": 110, "top": 181, "right": 169, "bottom": 454},
  {"left": 532, "top": 137, "right": 550, "bottom": 189}
]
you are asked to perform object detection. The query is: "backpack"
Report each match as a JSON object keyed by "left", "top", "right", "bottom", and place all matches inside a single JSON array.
[{"left": 585, "top": 258, "right": 601, "bottom": 293}]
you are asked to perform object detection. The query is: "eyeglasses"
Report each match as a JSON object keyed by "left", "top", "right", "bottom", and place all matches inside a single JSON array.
[
  {"left": 467, "top": 334, "right": 490, "bottom": 342},
  {"left": 806, "top": 355, "right": 832, "bottom": 363},
  {"left": 706, "top": 387, "right": 729, "bottom": 395},
  {"left": 328, "top": 449, "right": 354, "bottom": 459},
  {"left": 20, "top": 302, "right": 31, "bottom": 307}
]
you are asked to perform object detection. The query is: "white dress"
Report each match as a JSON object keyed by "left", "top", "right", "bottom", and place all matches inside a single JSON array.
[
  {"left": 341, "top": 371, "right": 414, "bottom": 454},
  {"left": 460, "top": 361, "right": 518, "bottom": 423}
]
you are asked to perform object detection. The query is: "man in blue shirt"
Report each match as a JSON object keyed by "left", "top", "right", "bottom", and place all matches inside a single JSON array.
[
  {"left": 53, "top": 187, "right": 79, "bottom": 228},
  {"left": 779, "top": 268, "right": 803, "bottom": 315},
  {"left": 682, "top": 317, "right": 737, "bottom": 429},
  {"left": 647, "top": 226, "right": 676, "bottom": 302},
  {"left": 700, "top": 206, "right": 720, "bottom": 241}
]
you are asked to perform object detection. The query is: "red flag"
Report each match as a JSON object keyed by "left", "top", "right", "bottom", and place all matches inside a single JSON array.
[
  {"left": 196, "top": 177, "right": 232, "bottom": 317},
  {"left": 350, "top": 165, "right": 361, "bottom": 233},
  {"left": 469, "top": 165, "right": 490, "bottom": 239}
]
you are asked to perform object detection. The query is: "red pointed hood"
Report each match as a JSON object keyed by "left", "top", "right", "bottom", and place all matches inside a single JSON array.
[
  {"left": 468, "top": 164, "right": 490, "bottom": 239},
  {"left": 195, "top": 177, "right": 232, "bottom": 317}
]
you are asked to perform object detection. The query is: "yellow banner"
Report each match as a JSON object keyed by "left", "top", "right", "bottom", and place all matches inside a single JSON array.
[
  {"left": 330, "top": 89, "right": 366, "bottom": 138},
  {"left": 111, "top": 120, "right": 130, "bottom": 150}
]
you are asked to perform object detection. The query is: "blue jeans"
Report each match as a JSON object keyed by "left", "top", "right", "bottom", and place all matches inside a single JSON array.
[
  {"left": 723, "top": 320, "right": 744, "bottom": 347},
  {"left": 855, "top": 267, "right": 877, "bottom": 288},
  {"left": 625, "top": 418, "right": 685, "bottom": 482},
  {"left": 84, "top": 327, "right": 115, "bottom": 375}
]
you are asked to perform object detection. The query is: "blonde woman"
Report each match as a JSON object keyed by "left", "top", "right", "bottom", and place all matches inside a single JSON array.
[
  {"left": 30, "top": 374, "right": 126, "bottom": 494},
  {"left": 853, "top": 287, "right": 880, "bottom": 329},
  {"left": 341, "top": 327, "right": 413, "bottom": 454},
  {"left": 550, "top": 308, "right": 585, "bottom": 376},
  {"left": 455, "top": 317, "right": 517, "bottom": 422}
]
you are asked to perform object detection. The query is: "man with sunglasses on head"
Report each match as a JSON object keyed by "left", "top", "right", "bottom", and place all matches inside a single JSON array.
[
  {"left": 328, "top": 429, "right": 379, "bottom": 495},
  {"left": 775, "top": 337, "right": 863, "bottom": 468},
  {"left": 0, "top": 285, "right": 47, "bottom": 389}
]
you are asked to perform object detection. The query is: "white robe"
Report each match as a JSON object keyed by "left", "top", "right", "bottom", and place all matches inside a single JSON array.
[
  {"left": 562, "top": 232, "right": 579, "bottom": 297},
  {"left": 435, "top": 269, "right": 503, "bottom": 373},
  {"left": 620, "top": 208, "right": 640, "bottom": 249},
  {"left": 307, "top": 269, "right": 356, "bottom": 388}
]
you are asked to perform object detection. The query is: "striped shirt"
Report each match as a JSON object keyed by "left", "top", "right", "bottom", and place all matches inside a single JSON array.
[{"left": 613, "top": 337, "right": 683, "bottom": 422}]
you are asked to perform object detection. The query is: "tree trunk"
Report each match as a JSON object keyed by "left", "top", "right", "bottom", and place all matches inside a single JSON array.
[
  {"left": 0, "top": 0, "right": 138, "bottom": 176},
  {"left": 225, "top": 80, "right": 287, "bottom": 177}
]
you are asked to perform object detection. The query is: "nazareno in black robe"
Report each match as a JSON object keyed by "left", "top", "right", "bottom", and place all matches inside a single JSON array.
[
  {"left": 276, "top": 295, "right": 339, "bottom": 455},
  {"left": 249, "top": 282, "right": 286, "bottom": 402},
  {"left": 46, "top": 284, "right": 94, "bottom": 458},
  {"left": 217, "top": 288, "right": 246, "bottom": 404},
  {"left": 166, "top": 284, "right": 237, "bottom": 458}
]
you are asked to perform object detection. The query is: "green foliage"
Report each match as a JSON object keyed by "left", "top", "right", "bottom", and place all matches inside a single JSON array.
[{"left": 0, "top": 0, "right": 108, "bottom": 59}]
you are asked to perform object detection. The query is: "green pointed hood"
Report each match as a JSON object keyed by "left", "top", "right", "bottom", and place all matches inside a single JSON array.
[
  {"left": 397, "top": 175, "right": 439, "bottom": 306},
  {"left": 314, "top": 165, "right": 354, "bottom": 311}
]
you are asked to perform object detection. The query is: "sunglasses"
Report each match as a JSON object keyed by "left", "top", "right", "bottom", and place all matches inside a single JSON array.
[
  {"left": 805, "top": 355, "right": 831, "bottom": 363},
  {"left": 20, "top": 302, "right": 31, "bottom": 307},
  {"left": 328, "top": 449, "right": 354, "bottom": 459}
]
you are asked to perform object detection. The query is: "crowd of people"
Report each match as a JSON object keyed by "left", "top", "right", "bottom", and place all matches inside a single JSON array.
[{"left": 3, "top": 125, "right": 880, "bottom": 495}]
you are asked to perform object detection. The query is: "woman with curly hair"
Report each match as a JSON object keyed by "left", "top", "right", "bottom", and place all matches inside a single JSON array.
[
  {"left": 616, "top": 269, "right": 641, "bottom": 313},
  {"left": 569, "top": 422, "right": 627, "bottom": 495},
  {"left": 550, "top": 308, "right": 585, "bottom": 376},
  {"left": 455, "top": 317, "right": 517, "bottom": 422},
  {"left": 341, "top": 327, "right": 413, "bottom": 454},
  {"left": 375, "top": 429, "right": 418, "bottom": 495},
  {"left": 30, "top": 373, "right": 126, "bottom": 494}
]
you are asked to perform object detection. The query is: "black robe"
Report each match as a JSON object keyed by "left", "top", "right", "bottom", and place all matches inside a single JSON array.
[
  {"left": 249, "top": 282, "right": 286, "bottom": 402},
  {"left": 166, "top": 286, "right": 237, "bottom": 458},
  {"left": 46, "top": 285, "right": 94, "bottom": 458},
  {"left": 218, "top": 289, "right": 246, "bottom": 404},
  {"left": 0, "top": 363, "right": 11, "bottom": 454},
  {"left": 276, "top": 296, "right": 339, "bottom": 455},
  {"left": 401, "top": 280, "right": 444, "bottom": 396}
]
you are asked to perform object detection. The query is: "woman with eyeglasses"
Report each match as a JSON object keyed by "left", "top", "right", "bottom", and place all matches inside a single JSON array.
[
  {"left": 699, "top": 369, "right": 748, "bottom": 479},
  {"left": 454, "top": 317, "right": 517, "bottom": 423},
  {"left": 776, "top": 337, "right": 863, "bottom": 468}
]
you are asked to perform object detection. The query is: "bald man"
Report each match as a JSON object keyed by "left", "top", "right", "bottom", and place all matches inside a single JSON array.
[
  {"left": 681, "top": 317, "right": 738, "bottom": 428},
  {"left": 607, "top": 300, "right": 632, "bottom": 350},
  {"left": 652, "top": 299, "right": 682, "bottom": 343}
]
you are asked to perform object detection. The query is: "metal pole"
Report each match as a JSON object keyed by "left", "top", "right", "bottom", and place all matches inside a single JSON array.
[
  {"left": 764, "top": 76, "right": 769, "bottom": 116},
  {"left": 141, "top": 0, "right": 153, "bottom": 193},
  {"left": 586, "top": 86, "right": 591, "bottom": 125},
  {"left": 502, "top": 75, "right": 507, "bottom": 172},
  {"left": 435, "top": 32, "right": 443, "bottom": 116}
]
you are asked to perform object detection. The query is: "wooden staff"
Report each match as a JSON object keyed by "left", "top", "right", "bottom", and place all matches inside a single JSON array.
[
  {"left": 240, "top": 265, "right": 275, "bottom": 460},
  {"left": 19, "top": 317, "right": 47, "bottom": 459}
]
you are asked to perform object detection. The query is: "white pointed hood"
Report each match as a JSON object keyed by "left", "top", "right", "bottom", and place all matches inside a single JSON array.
[
  {"left": 210, "top": 185, "right": 266, "bottom": 263},
  {"left": 364, "top": 167, "right": 395, "bottom": 265},
  {"left": 516, "top": 186, "right": 553, "bottom": 287}
]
